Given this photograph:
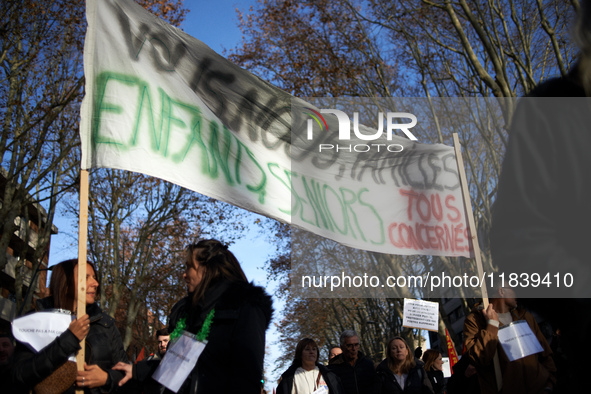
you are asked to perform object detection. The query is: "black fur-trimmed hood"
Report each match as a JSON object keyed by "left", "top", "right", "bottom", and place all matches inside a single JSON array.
[
  {"left": 166, "top": 280, "right": 274, "bottom": 393},
  {"left": 212, "top": 280, "right": 274, "bottom": 328},
  {"left": 170, "top": 280, "right": 274, "bottom": 332}
]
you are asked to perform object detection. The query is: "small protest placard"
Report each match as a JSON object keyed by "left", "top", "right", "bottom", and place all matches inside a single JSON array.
[
  {"left": 12, "top": 311, "right": 75, "bottom": 361},
  {"left": 442, "top": 357, "right": 451, "bottom": 378},
  {"left": 152, "top": 332, "right": 206, "bottom": 393},
  {"left": 402, "top": 298, "right": 439, "bottom": 332},
  {"left": 498, "top": 320, "right": 544, "bottom": 362}
]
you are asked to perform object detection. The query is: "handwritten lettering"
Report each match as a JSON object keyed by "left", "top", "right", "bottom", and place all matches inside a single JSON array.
[
  {"left": 93, "top": 73, "right": 392, "bottom": 247},
  {"left": 388, "top": 189, "right": 471, "bottom": 253}
]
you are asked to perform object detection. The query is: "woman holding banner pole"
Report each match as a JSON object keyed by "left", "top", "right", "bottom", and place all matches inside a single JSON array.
[{"left": 12, "top": 259, "right": 128, "bottom": 393}]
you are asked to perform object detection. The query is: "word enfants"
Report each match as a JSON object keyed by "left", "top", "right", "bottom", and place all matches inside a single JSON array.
[{"left": 306, "top": 109, "right": 417, "bottom": 153}]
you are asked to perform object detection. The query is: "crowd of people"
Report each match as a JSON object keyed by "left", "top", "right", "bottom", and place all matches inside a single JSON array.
[
  {"left": 1, "top": 39, "right": 585, "bottom": 388},
  {"left": 276, "top": 332, "right": 436, "bottom": 394},
  {"left": 2, "top": 0, "right": 589, "bottom": 392},
  {"left": 276, "top": 284, "right": 558, "bottom": 394},
  {"left": 0, "top": 239, "right": 571, "bottom": 394}
]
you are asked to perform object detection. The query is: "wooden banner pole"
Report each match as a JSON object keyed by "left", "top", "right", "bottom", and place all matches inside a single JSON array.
[
  {"left": 76, "top": 169, "right": 90, "bottom": 394},
  {"left": 452, "top": 133, "right": 502, "bottom": 391}
]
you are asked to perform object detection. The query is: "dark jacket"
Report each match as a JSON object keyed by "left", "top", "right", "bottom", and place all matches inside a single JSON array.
[
  {"left": 12, "top": 297, "right": 128, "bottom": 393},
  {"left": 425, "top": 369, "right": 445, "bottom": 394},
  {"left": 122, "top": 358, "right": 164, "bottom": 394},
  {"left": 490, "top": 63, "right": 591, "bottom": 392},
  {"left": 277, "top": 363, "right": 344, "bottom": 394},
  {"left": 1, "top": 359, "right": 18, "bottom": 394},
  {"left": 491, "top": 65, "right": 590, "bottom": 299},
  {"left": 376, "top": 359, "right": 433, "bottom": 394},
  {"left": 167, "top": 280, "right": 273, "bottom": 394},
  {"left": 328, "top": 351, "right": 376, "bottom": 394},
  {"left": 446, "top": 355, "right": 480, "bottom": 394}
]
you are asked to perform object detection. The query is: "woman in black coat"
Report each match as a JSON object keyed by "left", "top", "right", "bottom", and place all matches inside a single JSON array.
[
  {"left": 376, "top": 337, "right": 434, "bottom": 394},
  {"left": 421, "top": 350, "right": 446, "bottom": 394},
  {"left": 168, "top": 239, "right": 273, "bottom": 394},
  {"left": 113, "top": 240, "right": 273, "bottom": 394},
  {"left": 12, "top": 259, "right": 128, "bottom": 393},
  {"left": 277, "top": 338, "right": 344, "bottom": 394}
]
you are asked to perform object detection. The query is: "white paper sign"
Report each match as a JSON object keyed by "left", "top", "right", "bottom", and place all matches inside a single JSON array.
[
  {"left": 402, "top": 298, "right": 439, "bottom": 332},
  {"left": 312, "top": 386, "right": 329, "bottom": 394},
  {"left": 498, "top": 320, "right": 544, "bottom": 362},
  {"left": 12, "top": 311, "right": 76, "bottom": 362},
  {"left": 441, "top": 357, "right": 451, "bottom": 378},
  {"left": 152, "top": 332, "right": 206, "bottom": 393}
]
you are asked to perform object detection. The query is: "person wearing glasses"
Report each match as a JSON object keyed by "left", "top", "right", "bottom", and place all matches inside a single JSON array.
[{"left": 328, "top": 330, "right": 376, "bottom": 394}]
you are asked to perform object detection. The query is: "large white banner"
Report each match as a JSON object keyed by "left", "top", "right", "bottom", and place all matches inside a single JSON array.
[{"left": 80, "top": 0, "right": 472, "bottom": 257}]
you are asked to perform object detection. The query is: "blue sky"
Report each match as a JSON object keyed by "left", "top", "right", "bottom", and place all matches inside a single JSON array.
[{"left": 181, "top": 0, "right": 255, "bottom": 54}]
